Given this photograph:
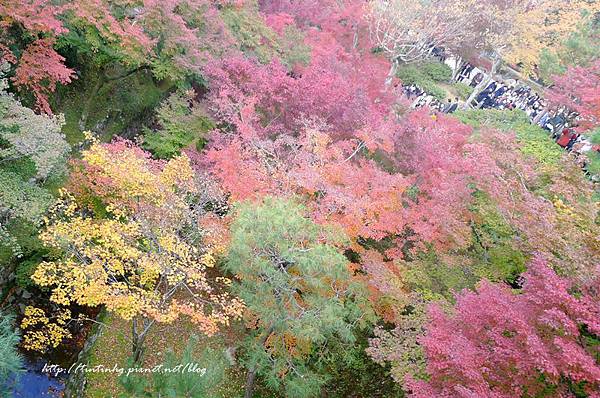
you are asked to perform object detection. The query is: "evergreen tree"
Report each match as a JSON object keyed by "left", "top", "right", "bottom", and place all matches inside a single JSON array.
[
  {"left": 119, "top": 335, "right": 230, "bottom": 398},
  {"left": 0, "top": 312, "right": 23, "bottom": 395},
  {"left": 226, "top": 197, "right": 374, "bottom": 398}
]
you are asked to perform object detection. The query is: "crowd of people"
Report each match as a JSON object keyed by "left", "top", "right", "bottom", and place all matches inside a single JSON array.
[
  {"left": 404, "top": 60, "right": 599, "bottom": 182},
  {"left": 403, "top": 84, "right": 459, "bottom": 113}
]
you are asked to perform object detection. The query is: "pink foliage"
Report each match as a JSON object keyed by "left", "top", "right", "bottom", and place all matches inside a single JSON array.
[
  {"left": 258, "top": 0, "right": 363, "bottom": 32},
  {"left": 196, "top": 104, "right": 486, "bottom": 256},
  {"left": 0, "top": 0, "right": 66, "bottom": 35},
  {"left": 12, "top": 39, "right": 75, "bottom": 114},
  {"left": 259, "top": 0, "right": 370, "bottom": 53},
  {"left": 407, "top": 256, "right": 600, "bottom": 398},
  {"left": 392, "top": 110, "right": 478, "bottom": 252},
  {"left": 197, "top": 12, "right": 482, "bottom": 254},
  {"left": 204, "top": 48, "right": 393, "bottom": 140},
  {"left": 264, "top": 13, "right": 295, "bottom": 34},
  {"left": 548, "top": 60, "right": 600, "bottom": 132},
  {"left": 0, "top": 42, "right": 16, "bottom": 64}
]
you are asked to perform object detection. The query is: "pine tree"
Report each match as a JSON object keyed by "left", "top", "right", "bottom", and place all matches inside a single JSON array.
[
  {"left": 225, "top": 197, "right": 374, "bottom": 398},
  {"left": 0, "top": 312, "right": 23, "bottom": 395},
  {"left": 119, "top": 335, "right": 230, "bottom": 398}
]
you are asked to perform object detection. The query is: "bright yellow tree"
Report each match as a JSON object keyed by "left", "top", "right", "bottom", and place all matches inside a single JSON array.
[
  {"left": 506, "top": 0, "right": 600, "bottom": 76},
  {"left": 25, "top": 138, "right": 244, "bottom": 361}
]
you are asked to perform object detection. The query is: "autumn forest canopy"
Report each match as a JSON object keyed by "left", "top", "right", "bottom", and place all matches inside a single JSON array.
[{"left": 0, "top": 0, "right": 600, "bottom": 397}]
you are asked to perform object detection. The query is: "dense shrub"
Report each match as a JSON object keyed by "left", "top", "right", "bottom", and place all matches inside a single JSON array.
[
  {"left": 0, "top": 312, "right": 23, "bottom": 396},
  {"left": 396, "top": 61, "right": 451, "bottom": 100},
  {"left": 452, "top": 82, "right": 474, "bottom": 100},
  {"left": 455, "top": 109, "right": 564, "bottom": 167},
  {"left": 585, "top": 153, "right": 600, "bottom": 176},
  {"left": 420, "top": 61, "right": 452, "bottom": 82},
  {"left": 396, "top": 65, "right": 424, "bottom": 86},
  {"left": 143, "top": 91, "right": 215, "bottom": 159}
]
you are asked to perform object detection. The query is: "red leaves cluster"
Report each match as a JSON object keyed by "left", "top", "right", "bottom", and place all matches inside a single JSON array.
[
  {"left": 202, "top": 51, "right": 390, "bottom": 140},
  {"left": 0, "top": 0, "right": 66, "bottom": 35},
  {"left": 408, "top": 256, "right": 600, "bottom": 398},
  {"left": 393, "top": 110, "right": 478, "bottom": 250},
  {"left": 196, "top": 54, "right": 481, "bottom": 258},
  {"left": 0, "top": 0, "right": 75, "bottom": 112},
  {"left": 12, "top": 39, "right": 75, "bottom": 114},
  {"left": 548, "top": 60, "right": 600, "bottom": 132},
  {"left": 1, "top": 0, "right": 232, "bottom": 113}
]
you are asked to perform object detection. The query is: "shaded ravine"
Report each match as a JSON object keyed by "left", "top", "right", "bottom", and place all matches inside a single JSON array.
[{"left": 11, "top": 357, "right": 67, "bottom": 398}]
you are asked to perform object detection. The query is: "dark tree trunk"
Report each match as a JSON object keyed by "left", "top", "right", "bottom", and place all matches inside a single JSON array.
[
  {"left": 244, "top": 368, "right": 258, "bottom": 398},
  {"left": 131, "top": 317, "right": 150, "bottom": 364},
  {"left": 243, "top": 325, "right": 275, "bottom": 398}
]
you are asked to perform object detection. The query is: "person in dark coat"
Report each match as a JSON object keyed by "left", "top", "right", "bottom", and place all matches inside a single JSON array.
[
  {"left": 484, "top": 81, "right": 497, "bottom": 92},
  {"left": 493, "top": 85, "right": 507, "bottom": 98},
  {"left": 470, "top": 72, "right": 483, "bottom": 88},
  {"left": 447, "top": 98, "right": 459, "bottom": 113}
]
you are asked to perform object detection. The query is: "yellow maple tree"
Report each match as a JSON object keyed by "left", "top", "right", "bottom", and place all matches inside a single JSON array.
[
  {"left": 26, "top": 140, "right": 244, "bottom": 360},
  {"left": 506, "top": 0, "right": 600, "bottom": 76}
]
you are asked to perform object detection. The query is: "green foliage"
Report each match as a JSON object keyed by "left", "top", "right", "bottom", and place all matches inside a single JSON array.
[
  {"left": 404, "top": 192, "right": 527, "bottom": 302},
  {"left": 0, "top": 85, "right": 70, "bottom": 179},
  {"left": 367, "top": 296, "right": 428, "bottom": 386},
  {"left": 221, "top": 2, "right": 310, "bottom": 68},
  {"left": 222, "top": 4, "right": 279, "bottom": 64},
  {"left": 0, "top": 312, "right": 23, "bottom": 396},
  {"left": 395, "top": 65, "right": 424, "bottom": 86},
  {"left": 278, "top": 25, "right": 311, "bottom": 68},
  {"left": 150, "top": 55, "right": 188, "bottom": 84},
  {"left": 417, "top": 81, "right": 446, "bottom": 101},
  {"left": 474, "top": 194, "right": 526, "bottom": 283},
  {"left": 585, "top": 153, "right": 600, "bottom": 176},
  {"left": 321, "top": 330, "right": 405, "bottom": 398},
  {"left": 419, "top": 61, "right": 452, "bottom": 82},
  {"left": 56, "top": 22, "right": 129, "bottom": 70},
  {"left": 15, "top": 255, "right": 44, "bottom": 289},
  {"left": 119, "top": 336, "right": 229, "bottom": 398},
  {"left": 0, "top": 170, "right": 53, "bottom": 257},
  {"left": 0, "top": 88, "right": 62, "bottom": 259},
  {"left": 452, "top": 82, "right": 474, "bottom": 101},
  {"left": 538, "top": 15, "right": 600, "bottom": 84},
  {"left": 226, "top": 197, "right": 375, "bottom": 398},
  {"left": 143, "top": 90, "right": 215, "bottom": 158},
  {"left": 469, "top": 192, "right": 527, "bottom": 284},
  {"left": 396, "top": 60, "right": 452, "bottom": 100},
  {"left": 402, "top": 250, "right": 480, "bottom": 302},
  {"left": 589, "top": 129, "right": 600, "bottom": 145},
  {"left": 53, "top": 65, "right": 169, "bottom": 144},
  {"left": 0, "top": 170, "right": 53, "bottom": 225},
  {"left": 403, "top": 245, "right": 526, "bottom": 302},
  {"left": 485, "top": 245, "right": 527, "bottom": 283},
  {"left": 455, "top": 109, "right": 564, "bottom": 168},
  {"left": 538, "top": 49, "right": 567, "bottom": 85}
]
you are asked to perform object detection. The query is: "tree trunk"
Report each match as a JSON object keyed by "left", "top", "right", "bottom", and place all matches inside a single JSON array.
[
  {"left": 452, "top": 56, "right": 464, "bottom": 81},
  {"left": 131, "top": 317, "right": 150, "bottom": 364},
  {"left": 462, "top": 57, "right": 501, "bottom": 110},
  {"left": 243, "top": 325, "right": 275, "bottom": 398},
  {"left": 244, "top": 368, "right": 258, "bottom": 398},
  {"left": 384, "top": 59, "right": 399, "bottom": 90}
]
